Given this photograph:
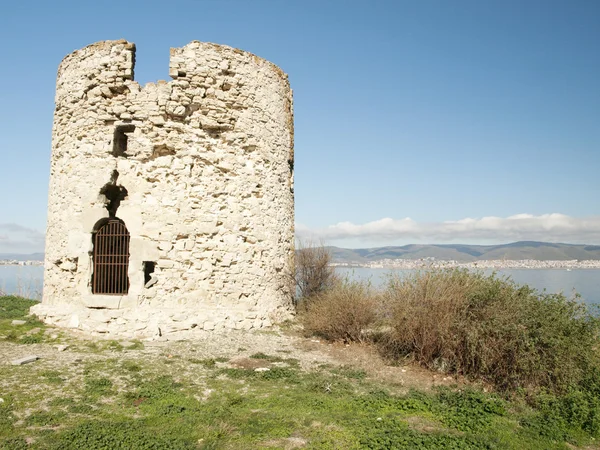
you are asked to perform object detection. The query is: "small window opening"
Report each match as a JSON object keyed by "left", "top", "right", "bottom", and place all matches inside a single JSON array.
[
  {"left": 143, "top": 261, "right": 156, "bottom": 287},
  {"left": 112, "top": 124, "right": 136, "bottom": 157}
]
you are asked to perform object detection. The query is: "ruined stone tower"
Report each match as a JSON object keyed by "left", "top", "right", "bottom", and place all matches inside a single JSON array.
[{"left": 31, "top": 40, "right": 295, "bottom": 337}]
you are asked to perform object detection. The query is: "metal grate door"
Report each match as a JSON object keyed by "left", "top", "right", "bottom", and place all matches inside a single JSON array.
[{"left": 92, "top": 219, "right": 130, "bottom": 295}]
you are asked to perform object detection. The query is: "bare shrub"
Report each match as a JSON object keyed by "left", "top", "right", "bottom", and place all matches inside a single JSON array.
[
  {"left": 381, "top": 268, "right": 600, "bottom": 393},
  {"left": 380, "top": 269, "right": 475, "bottom": 365},
  {"left": 294, "top": 240, "right": 338, "bottom": 301},
  {"left": 300, "top": 280, "right": 378, "bottom": 343}
]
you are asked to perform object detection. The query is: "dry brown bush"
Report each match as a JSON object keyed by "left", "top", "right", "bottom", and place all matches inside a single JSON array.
[
  {"left": 380, "top": 268, "right": 600, "bottom": 393},
  {"left": 299, "top": 280, "right": 378, "bottom": 343},
  {"left": 294, "top": 240, "right": 338, "bottom": 301},
  {"left": 380, "top": 269, "right": 475, "bottom": 365}
]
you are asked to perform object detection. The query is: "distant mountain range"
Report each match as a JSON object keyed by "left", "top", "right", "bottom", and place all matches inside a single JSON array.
[
  {"left": 329, "top": 241, "right": 600, "bottom": 263},
  {"left": 0, "top": 253, "right": 45, "bottom": 261},
  {"left": 4, "top": 242, "right": 600, "bottom": 264}
]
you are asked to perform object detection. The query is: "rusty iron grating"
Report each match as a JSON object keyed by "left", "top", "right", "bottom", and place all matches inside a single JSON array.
[{"left": 92, "top": 219, "right": 130, "bottom": 295}]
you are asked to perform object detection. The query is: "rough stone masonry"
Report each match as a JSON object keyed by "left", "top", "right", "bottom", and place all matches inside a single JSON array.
[{"left": 31, "top": 40, "right": 295, "bottom": 338}]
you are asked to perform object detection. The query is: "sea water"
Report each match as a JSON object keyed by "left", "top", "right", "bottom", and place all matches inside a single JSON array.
[
  {"left": 0, "top": 265, "right": 598, "bottom": 307},
  {"left": 336, "top": 267, "right": 600, "bottom": 307},
  {"left": 0, "top": 265, "right": 44, "bottom": 300}
]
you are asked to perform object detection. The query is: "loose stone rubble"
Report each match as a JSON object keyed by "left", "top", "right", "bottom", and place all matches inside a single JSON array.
[{"left": 32, "top": 40, "right": 295, "bottom": 338}]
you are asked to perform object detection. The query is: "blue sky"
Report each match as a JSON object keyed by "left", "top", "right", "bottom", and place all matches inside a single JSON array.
[{"left": 0, "top": 0, "right": 599, "bottom": 252}]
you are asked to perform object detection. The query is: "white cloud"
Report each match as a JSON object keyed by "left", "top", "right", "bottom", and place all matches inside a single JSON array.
[
  {"left": 0, "top": 223, "right": 45, "bottom": 254},
  {"left": 2, "top": 214, "right": 598, "bottom": 254},
  {"left": 296, "top": 214, "right": 600, "bottom": 246}
]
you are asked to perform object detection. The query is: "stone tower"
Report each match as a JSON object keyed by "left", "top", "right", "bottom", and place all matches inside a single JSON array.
[{"left": 32, "top": 40, "right": 295, "bottom": 337}]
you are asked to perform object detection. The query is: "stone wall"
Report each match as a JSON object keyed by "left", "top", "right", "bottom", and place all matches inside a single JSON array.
[{"left": 32, "top": 40, "right": 295, "bottom": 338}]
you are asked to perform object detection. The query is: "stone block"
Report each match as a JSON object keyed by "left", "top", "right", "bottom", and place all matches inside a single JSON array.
[
  {"left": 239, "top": 319, "right": 253, "bottom": 330},
  {"left": 89, "top": 309, "right": 112, "bottom": 323},
  {"left": 68, "top": 314, "right": 80, "bottom": 329},
  {"left": 11, "top": 355, "right": 40, "bottom": 366}
]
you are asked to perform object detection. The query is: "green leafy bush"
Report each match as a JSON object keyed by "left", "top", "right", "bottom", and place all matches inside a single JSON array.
[{"left": 521, "top": 376, "right": 600, "bottom": 441}]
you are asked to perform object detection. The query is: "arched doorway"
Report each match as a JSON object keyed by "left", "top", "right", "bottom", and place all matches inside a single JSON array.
[{"left": 92, "top": 218, "right": 130, "bottom": 295}]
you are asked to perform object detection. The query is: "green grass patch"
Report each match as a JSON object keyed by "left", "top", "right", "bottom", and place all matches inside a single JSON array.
[
  {"left": 40, "top": 370, "right": 65, "bottom": 385},
  {"left": 0, "top": 296, "right": 47, "bottom": 346},
  {"left": 188, "top": 357, "right": 227, "bottom": 368},
  {"left": 25, "top": 411, "right": 66, "bottom": 428},
  {"left": 0, "top": 296, "right": 37, "bottom": 320},
  {"left": 84, "top": 377, "right": 113, "bottom": 398},
  {"left": 120, "top": 361, "right": 142, "bottom": 372},
  {"left": 248, "top": 352, "right": 301, "bottom": 368},
  {"left": 332, "top": 365, "right": 368, "bottom": 380},
  {"left": 18, "top": 332, "right": 44, "bottom": 344},
  {"left": 47, "top": 420, "right": 197, "bottom": 450}
]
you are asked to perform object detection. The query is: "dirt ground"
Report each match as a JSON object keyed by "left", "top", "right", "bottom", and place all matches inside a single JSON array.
[{"left": 0, "top": 323, "right": 462, "bottom": 394}]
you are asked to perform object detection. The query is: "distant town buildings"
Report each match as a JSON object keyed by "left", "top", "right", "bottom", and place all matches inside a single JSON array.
[
  {"left": 0, "top": 260, "right": 44, "bottom": 266},
  {"left": 331, "top": 258, "right": 600, "bottom": 270}
]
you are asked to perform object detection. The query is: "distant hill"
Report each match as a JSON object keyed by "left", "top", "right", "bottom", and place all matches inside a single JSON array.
[
  {"left": 329, "top": 242, "right": 600, "bottom": 263},
  {"left": 0, "top": 253, "right": 44, "bottom": 261},
  {"left": 6, "top": 242, "right": 600, "bottom": 264}
]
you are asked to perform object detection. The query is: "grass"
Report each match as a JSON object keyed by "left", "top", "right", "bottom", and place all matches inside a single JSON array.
[
  {"left": 0, "top": 353, "right": 589, "bottom": 449},
  {"left": 0, "top": 295, "right": 49, "bottom": 344},
  {"left": 2, "top": 292, "right": 600, "bottom": 449},
  {"left": 77, "top": 338, "right": 144, "bottom": 353},
  {"left": 0, "top": 296, "right": 39, "bottom": 320}
]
